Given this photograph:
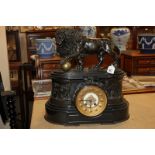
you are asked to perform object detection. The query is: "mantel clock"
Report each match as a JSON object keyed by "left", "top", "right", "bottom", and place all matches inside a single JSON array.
[{"left": 45, "top": 29, "right": 129, "bottom": 125}]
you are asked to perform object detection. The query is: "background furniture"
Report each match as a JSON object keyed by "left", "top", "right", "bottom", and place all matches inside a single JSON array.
[
  {"left": 6, "top": 30, "right": 22, "bottom": 92},
  {"left": 6, "top": 30, "right": 21, "bottom": 62},
  {"left": 0, "top": 90, "right": 16, "bottom": 129},
  {"left": 121, "top": 50, "right": 155, "bottom": 76},
  {"left": 18, "top": 63, "right": 36, "bottom": 128},
  {"left": 34, "top": 55, "right": 61, "bottom": 79},
  {"left": 9, "top": 61, "right": 22, "bottom": 93},
  {"left": 26, "top": 29, "right": 60, "bottom": 80}
]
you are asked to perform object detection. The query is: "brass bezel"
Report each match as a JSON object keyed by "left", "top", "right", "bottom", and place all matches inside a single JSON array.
[{"left": 75, "top": 85, "right": 107, "bottom": 117}]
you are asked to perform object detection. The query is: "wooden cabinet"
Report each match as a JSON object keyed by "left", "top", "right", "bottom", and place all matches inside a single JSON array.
[
  {"left": 25, "top": 29, "right": 60, "bottom": 79},
  {"left": 9, "top": 62, "right": 22, "bottom": 91},
  {"left": 36, "top": 56, "right": 61, "bottom": 79},
  {"left": 121, "top": 50, "right": 155, "bottom": 76}
]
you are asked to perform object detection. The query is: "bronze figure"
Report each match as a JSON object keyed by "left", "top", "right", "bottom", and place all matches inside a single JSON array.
[{"left": 56, "top": 29, "right": 120, "bottom": 71}]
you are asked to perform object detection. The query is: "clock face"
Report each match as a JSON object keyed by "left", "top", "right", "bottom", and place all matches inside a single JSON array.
[{"left": 75, "top": 85, "right": 107, "bottom": 117}]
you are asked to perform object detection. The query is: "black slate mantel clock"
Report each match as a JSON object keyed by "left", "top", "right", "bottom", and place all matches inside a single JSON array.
[{"left": 45, "top": 28, "right": 129, "bottom": 125}]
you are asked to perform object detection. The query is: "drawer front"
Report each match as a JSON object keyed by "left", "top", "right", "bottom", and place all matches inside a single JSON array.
[
  {"left": 137, "top": 58, "right": 155, "bottom": 66},
  {"left": 42, "top": 63, "right": 60, "bottom": 70},
  {"left": 137, "top": 67, "right": 155, "bottom": 75}
]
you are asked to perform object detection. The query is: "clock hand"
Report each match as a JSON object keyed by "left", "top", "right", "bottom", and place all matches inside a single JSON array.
[{"left": 80, "top": 99, "right": 92, "bottom": 101}]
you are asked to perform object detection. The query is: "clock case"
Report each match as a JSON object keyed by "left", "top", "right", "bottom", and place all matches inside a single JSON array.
[{"left": 45, "top": 68, "right": 129, "bottom": 125}]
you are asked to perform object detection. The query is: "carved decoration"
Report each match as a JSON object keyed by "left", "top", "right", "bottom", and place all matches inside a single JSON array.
[{"left": 52, "top": 82, "right": 71, "bottom": 100}]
